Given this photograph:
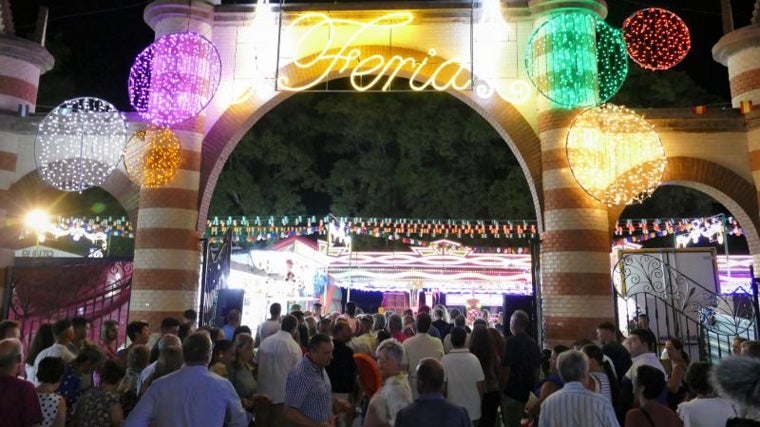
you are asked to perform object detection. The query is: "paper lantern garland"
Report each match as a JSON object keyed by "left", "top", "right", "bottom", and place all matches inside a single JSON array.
[
  {"left": 525, "top": 12, "right": 628, "bottom": 108},
  {"left": 35, "top": 97, "right": 127, "bottom": 192},
  {"left": 124, "top": 126, "right": 182, "bottom": 188},
  {"left": 128, "top": 32, "right": 222, "bottom": 126},
  {"left": 623, "top": 8, "right": 690, "bottom": 71},
  {"left": 566, "top": 104, "right": 666, "bottom": 206}
]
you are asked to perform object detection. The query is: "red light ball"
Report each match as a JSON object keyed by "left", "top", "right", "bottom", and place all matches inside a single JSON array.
[{"left": 623, "top": 8, "right": 691, "bottom": 71}]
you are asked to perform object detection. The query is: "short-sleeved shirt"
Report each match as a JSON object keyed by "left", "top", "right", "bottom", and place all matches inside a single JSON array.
[
  {"left": 32, "top": 344, "right": 75, "bottom": 385},
  {"left": 441, "top": 349, "right": 485, "bottom": 421},
  {"left": 368, "top": 373, "right": 413, "bottom": 425},
  {"left": 540, "top": 382, "right": 620, "bottom": 427},
  {"left": 501, "top": 332, "right": 541, "bottom": 402},
  {"left": 0, "top": 375, "right": 43, "bottom": 427},
  {"left": 285, "top": 355, "right": 332, "bottom": 424}
]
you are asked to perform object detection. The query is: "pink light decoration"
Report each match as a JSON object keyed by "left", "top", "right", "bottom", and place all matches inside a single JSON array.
[{"left": 128, "top": 32, "right": 222, "bottom": 126}]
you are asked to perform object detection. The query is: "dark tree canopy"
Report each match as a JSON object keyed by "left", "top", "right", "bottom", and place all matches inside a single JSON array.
[{"left": 208, "top": 89, "right": 536, "bottom": 219}]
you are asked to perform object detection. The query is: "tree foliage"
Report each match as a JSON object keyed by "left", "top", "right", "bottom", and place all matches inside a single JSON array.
[
  {"left": 209, "top": 68, "right": 731, "bottom": 222},
  {"left": 208, "top": 89, "right": 536, "bottom": 219}
]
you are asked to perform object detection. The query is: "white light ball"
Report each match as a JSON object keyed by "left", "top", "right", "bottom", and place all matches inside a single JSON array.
[{"left": 35, "top": 97, "right": 127, "bottom": 192}]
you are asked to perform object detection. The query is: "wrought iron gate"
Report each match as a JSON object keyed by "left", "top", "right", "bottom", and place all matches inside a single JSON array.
[
  {"left": 612, "top": 252, "right": 757, "bottom": 363},
  {"left": 3, "top": 259, "right": 133, "bottom": 349}
]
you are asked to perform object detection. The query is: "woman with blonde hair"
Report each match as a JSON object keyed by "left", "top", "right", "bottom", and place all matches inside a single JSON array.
[{"left": 227, "top": 333, "right": 270, "bottom": 414}]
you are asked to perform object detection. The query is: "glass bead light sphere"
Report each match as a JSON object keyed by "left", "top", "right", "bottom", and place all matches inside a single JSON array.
[
  {"left": 124, "top": 126, "right": 182, "bottom": 188},
  {"left": 128, "top": 32, "right": 222, "bottom": 126},
  {"left": 623, "top": 8, "right": 691, "bottom": 71},
  {"left": 525, "top": 12, "right": 628, "bottom": 108},
  {"left": 566, "top": 104, "right": 666, "bottom": 206},
  {"left": 35, "top": 97, "right": 127, "bottom": 192}
]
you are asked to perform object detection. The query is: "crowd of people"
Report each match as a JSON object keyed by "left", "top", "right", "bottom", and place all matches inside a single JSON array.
[{"left": 1, "top": 305, "right": 760, "bottom": 427}]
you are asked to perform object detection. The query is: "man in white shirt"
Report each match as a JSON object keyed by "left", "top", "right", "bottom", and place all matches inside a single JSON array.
[
  {"left": 621, "top": 329, "right": 666, "bottom": 410},
  {"left": 539, "top": 350, "right": 619, "bottom": 427},
  {"left": 255, "top": 303, "right": 281, "bottom": 347},
  {"left": 254, "top": 314, "right": 302, "bottom": 427},
  {"left": 403, "top": 312, "right": 444, "bottom": 399},
  {"left": 443, "top": 315, "right": 470, "bottom": 354},
  {"left": 440, "top": 327, "right": 484, "bottom": 424},
  {"left": 32, "top": 319, "right": 76, "bottom": 385},
  {"left": 677, "top": 362, "right": 737, "bottom": 427}
]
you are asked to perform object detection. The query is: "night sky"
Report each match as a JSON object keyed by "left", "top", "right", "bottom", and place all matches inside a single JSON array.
[{"left": 7, "top": 0, "right": 758, "bottom": 111}]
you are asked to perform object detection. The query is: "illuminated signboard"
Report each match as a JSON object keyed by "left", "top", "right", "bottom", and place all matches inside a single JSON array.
[{"left": 277, "top": 12, "right": 472, "bottom": 93}]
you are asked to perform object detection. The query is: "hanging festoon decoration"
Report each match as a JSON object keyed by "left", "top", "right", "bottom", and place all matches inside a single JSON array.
[
  {"left": 124, "top": 126, "right": 182, "bottom": 188},
  {"left": 525, "top": 12, "right": 628, "bottom": 108},
  {"left": 566, "top": 104, "right": 666, "bottom": 206},
  {"left": 35, "top": 97, "right": 128, "bottom": 192},
  {"left": 623, "top": 8, "right": 690, "bottom": 71},
  {"left": 128, "top": 32, "right": 222, "bottom": 126}
]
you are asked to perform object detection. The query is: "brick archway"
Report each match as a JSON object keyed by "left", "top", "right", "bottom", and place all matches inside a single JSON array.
[
  {"left": 198, "top": 45, "right": 543, "bottom": 231},
  {"left": 609, "top": 156, "right": 760, "bottom": 255}
]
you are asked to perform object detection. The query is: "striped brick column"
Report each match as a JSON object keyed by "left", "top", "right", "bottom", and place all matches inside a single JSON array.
[
  {"left": 539, "top": 109, "right": 614, "bottom": 346},
  {"left": 529, "top": 0, "right": 614, "bottom": 346},
  {"left": 715, "top": 19, "right": 760, "bottom": 269},
  {"left": 0, "top": 38, "right": 51, "bottom": 309},
  {"left": 713, "top": 23, "right": 760, "bottom": 108},
  {"left": 0, "top": 36, "right": 53, "bottom": 114},
  {"left": 129, "top": 1, "right": 214, "bottom": 330}
]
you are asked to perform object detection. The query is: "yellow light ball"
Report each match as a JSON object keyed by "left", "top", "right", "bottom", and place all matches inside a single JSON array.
[
  {"left": 124, "top": 126, "right": 182, "bottom": 188},
  {"left": 566, "top": 104, "right": 666, "bottom": 206}
]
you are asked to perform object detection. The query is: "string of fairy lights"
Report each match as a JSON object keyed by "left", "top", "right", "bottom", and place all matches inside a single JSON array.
[{"left": 23, "top": 215, "right": 743, "bottom": 252}]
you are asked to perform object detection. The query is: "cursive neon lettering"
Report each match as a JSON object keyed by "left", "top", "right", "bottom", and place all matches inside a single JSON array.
[{"left": 278, "top": 12, "right": 473, "bottom": 92}]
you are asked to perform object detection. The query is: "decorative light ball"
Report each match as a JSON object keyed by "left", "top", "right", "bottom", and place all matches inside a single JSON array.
[
  {"left": 128, "top": 32, "right": 222, "bottom": 126},
  {"left": 124, "top": 126, "right": 182, "bottom": 188},
  {"left": 35, "top": 97, "right": 127, "bottom": 192},
  {"left": 525, "top": 12, "right": 628, "bottom": 108},
  {"left": 623, "top": 8, "right": 690, "bottom": 71},
  {"left": 566, "top": 104, "right": 666, "bottom": 206}
]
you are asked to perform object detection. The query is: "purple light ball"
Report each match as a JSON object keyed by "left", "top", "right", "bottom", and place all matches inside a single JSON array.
[{"left": 128, "top": 32, "right": 222, "bottom": 126}]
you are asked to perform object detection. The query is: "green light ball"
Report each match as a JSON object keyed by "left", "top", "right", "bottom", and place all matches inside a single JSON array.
[{"left": 525, "top": 12, "right": 628, "bottom": 108}]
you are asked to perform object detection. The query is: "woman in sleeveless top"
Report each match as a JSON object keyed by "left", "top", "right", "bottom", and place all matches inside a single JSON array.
[{"left": 35, "top": 356, "right": 66, "bottom": 427}]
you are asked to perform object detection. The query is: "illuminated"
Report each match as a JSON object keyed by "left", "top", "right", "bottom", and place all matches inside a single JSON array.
[
  {"left": 124, "top": 126, "right": 182, "bottom": 188},
  {"left": 623, "top": 8, "right": 690, "bottom": 71},
  {"left": 525, "top": 12, "right": 627, "bottom": 108},
  {"left": 35, "top": 97, "right": 127, "bottom": 192},
  {"left": 278, "top": 12, "right": 471, "bottom": 92},
  {"left": 566, "top": 104, "right": 666, "bottom": 206}
]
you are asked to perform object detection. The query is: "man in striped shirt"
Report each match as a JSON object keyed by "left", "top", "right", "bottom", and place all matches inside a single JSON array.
[
  {"left": 538, "top": 350, "right": 620, "bottom": 427},
  {"left": 285, "top": 333, "right": 351, "bottom": 427}
]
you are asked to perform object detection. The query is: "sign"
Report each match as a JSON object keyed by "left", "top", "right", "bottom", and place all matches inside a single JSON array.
[
  {"left": 278, "top": 12, "right": 471, "bottom": 93},
  {"left": 15, "top": 246, "right": 82, "bottom": 258}
]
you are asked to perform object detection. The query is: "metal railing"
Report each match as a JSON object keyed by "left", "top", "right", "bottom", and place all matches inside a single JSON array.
[
  {"left": 612, "top": 252, "right": 757, "bottom": 363},
  {"left": 5, "top": 260, "right": 133, "bottom": 350}
]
